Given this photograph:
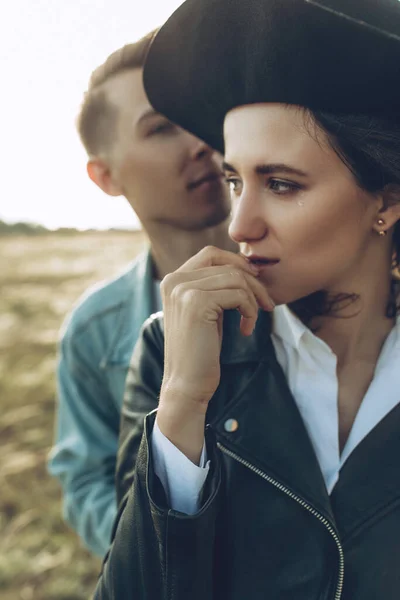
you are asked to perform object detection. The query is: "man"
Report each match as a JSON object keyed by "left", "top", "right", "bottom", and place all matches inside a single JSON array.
[{"left": 48, "top": 30, "right": 234, "bottom": 557}]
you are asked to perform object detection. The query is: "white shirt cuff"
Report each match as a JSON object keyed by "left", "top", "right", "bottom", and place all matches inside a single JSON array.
[{"left": 151, "top": 419, "right": 210, "bottom": 515}]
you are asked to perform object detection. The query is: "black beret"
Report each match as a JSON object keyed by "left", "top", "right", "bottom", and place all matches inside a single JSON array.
[{"left": 143, "top": 0, "right": 400, "bottom": 153}]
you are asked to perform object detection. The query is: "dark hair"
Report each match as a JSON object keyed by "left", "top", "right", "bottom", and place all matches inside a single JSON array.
[
  {"left": 289, "top": 111, "right": 400, "bottom": 324},
  {"left": 77, "top": 30, "right": 157, "bottom": 157}
]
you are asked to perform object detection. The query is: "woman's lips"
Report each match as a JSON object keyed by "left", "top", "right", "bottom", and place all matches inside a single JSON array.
[
  {"left": 245, "top": 257, "right": 281, "bottom": 275},
  {"left": 246, "top": 256, "right": 280, "bottom": 266}
]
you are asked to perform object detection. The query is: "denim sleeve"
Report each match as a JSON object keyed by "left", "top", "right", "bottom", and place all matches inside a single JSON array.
[{"left": 48, "top": 327, "right": 120, "bottom": 557}]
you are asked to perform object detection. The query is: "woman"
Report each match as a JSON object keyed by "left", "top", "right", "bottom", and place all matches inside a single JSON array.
[{"left": 96, "top": 1, "right": 400, "bottom": 598}]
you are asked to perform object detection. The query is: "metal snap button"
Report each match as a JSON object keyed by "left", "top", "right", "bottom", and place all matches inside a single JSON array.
[{"left": 224, "top": 418, "right": 239, "bottom": 433}]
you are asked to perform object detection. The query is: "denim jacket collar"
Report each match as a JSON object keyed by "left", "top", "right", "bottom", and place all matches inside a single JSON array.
[{"left": 100, "top": 249, "right": 155, "bottom": 369}]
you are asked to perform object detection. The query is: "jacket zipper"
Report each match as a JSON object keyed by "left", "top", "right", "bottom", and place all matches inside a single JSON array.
[{"left": 218, "top": 443, "right": 344, "bottom": 600}]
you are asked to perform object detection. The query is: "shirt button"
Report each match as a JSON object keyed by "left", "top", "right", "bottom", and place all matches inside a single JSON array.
[{"left": 224, "top": 418, "right": 239, "bottom": 433}]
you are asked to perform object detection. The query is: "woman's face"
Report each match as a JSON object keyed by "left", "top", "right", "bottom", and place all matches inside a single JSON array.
[{"left": 224, "top": 104, "right": 383, "bottom": 305}]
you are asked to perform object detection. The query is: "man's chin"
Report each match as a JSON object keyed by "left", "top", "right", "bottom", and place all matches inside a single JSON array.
[{"left": 194, "top": 204, "right": 231, "bottom": 230}]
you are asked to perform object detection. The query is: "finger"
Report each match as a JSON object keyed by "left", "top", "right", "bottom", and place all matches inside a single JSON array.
[
  {"left": 162, "top": 266, "right": 258, "bottom": 298},
  {"left": 241, "top": 272, "right": 275, "bottom": 311},
  {"left": 199, "top": 288, "right": 259, "bottom": 335},
  {"left": 162, "top": 265, "right": 271, "bottom": 313},
  {"left": 176, "top": 274, "right": 259, "bottom": 316},
  {"left": 175, "top": 246, "right": 260, "bottom": 276},
  {"left": 166, "top": 265, "right": 254, "bottom": 282},
  {"left": 171, "top": 269, "right": 274, "bottom": 312}
]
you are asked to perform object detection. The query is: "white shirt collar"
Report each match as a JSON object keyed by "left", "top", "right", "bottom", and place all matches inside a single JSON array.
[
  {"left": 272, "top": 303, "right": 400, "bottom": 355},
  {"left": 272, "top": 304, "right": 310, "bottom": 351}
]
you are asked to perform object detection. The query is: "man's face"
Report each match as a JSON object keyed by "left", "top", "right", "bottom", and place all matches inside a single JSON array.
[{"left": 103, "top": 69, "right": 231, "bottom": 231}]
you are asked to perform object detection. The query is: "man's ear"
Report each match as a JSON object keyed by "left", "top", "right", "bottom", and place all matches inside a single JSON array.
[
  {"left": 378, "top": 184, "right": 400, "bottom": 231},
  {"left": 87, "top": 158, "right": 123, "bottom": 197}
]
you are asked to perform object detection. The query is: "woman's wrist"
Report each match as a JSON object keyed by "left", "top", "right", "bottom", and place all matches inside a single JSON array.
[{"left": 156, "top": 389, "right": 208, "bottom": 464}]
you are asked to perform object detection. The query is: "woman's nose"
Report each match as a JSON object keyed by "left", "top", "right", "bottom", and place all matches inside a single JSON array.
[{"left": 228, "top": 193, "right": 268, "bottom": 243}]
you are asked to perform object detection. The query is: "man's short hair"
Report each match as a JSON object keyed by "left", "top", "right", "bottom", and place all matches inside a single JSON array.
[{"left": 77, "top": 30, "right": 156, "bottom": 157}]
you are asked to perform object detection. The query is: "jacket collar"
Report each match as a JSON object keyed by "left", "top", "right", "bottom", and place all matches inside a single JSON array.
[
  {"left": 216, "top": 306, "right": 400, "bottom": 532},
  {"left": 101, "top": 249, "right": 155, "bottom": 368},
  {"left": 331, "top": 401, "right": 400, "bottom": 541},
  {"left": 219, "top": 305, "right": 325, "bottom": 362},
  {"left": 220, "top": 309, "right": 273, "bottom": 364}
]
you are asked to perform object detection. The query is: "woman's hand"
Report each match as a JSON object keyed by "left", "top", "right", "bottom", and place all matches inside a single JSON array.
[{"left": 156, "top": 246, "right": 274, "bottom": 463}]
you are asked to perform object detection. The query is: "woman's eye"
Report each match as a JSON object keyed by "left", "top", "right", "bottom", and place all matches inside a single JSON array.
[
  {"left": 224, "top": 177, "right": 299, "bottom": 196},
  {"left": 269, "top": 179, "right": 298, "bottom": 194},
  {"left": 225, "top": 178, "right": 241, "bottom": 194}
]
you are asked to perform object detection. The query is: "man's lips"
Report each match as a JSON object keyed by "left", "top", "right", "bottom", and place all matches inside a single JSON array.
[{"left": 187, "top": 172, "right": 223, "bottom": 190}]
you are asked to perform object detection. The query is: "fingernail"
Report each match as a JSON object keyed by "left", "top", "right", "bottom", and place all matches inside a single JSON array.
[
  {"left": 248, "top": 264, "right": 260, "bottom": 274},
  {"left": 264, "top": 298, "right": 275, "bottom": 310}
]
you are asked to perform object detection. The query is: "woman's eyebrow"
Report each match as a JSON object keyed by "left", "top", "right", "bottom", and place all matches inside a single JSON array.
[
  {"left": 255, "top": 164, "right": 308, "bottom": 177},
  {"left": 222, "top": 161, "right": 238, "bottom": 173},
  {"left": 222, "top": 161, "right": 308, "bottom": 177}
]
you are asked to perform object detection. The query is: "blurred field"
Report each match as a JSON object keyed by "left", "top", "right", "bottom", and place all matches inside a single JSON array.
[{"left": 0, "top": 230, "right": 146, "bottom": 600}]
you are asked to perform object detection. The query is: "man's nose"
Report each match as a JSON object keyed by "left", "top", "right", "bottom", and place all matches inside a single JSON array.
[{"left": 187, "top": 133, "right": 214, "bottom": 161}]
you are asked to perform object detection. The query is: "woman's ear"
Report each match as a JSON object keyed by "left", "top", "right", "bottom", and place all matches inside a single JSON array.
[{"left": 378, "top": 184, "right": 400, "bottom": 231}]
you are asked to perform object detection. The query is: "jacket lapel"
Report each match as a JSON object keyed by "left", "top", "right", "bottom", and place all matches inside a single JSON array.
[
  {"left": 209, "top": 309, "right": 335, "bottom": 524},
  {"left": 331, "top": 402, "right": 400, "bottom": 541}
]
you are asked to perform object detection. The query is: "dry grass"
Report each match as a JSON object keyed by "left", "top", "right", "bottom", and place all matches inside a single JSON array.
[{"left": 0, "top": 231, "right": 147, "bottom": 600}]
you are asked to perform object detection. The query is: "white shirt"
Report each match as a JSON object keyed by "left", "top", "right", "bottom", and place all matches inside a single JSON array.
[{"left": 152, "top": 305, "right": 400, "bottom": 515}]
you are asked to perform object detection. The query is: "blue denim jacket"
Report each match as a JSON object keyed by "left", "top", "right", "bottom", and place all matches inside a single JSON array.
[{"left": 48, "top": 249, "right": 156, "bottom": 556}]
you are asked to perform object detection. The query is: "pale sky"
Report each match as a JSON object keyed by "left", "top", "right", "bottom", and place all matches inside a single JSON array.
[{"left": 1, "top": 0, "right": 184, "bottom": 230}]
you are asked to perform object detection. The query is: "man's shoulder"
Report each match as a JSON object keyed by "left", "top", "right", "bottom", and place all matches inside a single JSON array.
[{"left": 61, "top": 251, "right": 150, "bottom": 341}]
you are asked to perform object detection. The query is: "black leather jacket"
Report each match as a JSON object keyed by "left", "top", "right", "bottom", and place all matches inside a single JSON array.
[{"left": 95, "top": 310, "right": 400, "bottom": 600}]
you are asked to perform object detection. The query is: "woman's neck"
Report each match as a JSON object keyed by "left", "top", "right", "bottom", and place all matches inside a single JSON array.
[{"left": 310, "top": 274, "right": 396, "bottom": 368}]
